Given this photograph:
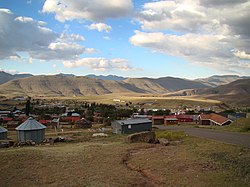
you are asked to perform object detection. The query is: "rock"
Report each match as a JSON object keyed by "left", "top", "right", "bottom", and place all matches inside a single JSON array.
[
  {"left": 170, "top": 140, "right": 182, "bottom": 146},
  {"left": 92, "top": 133, "right": 108, "bottom": 137},
  {"left": 127, "top": 131, "right": 156, "bottom": 143},
  {"left": 158, "top": 138, "right": 170, "bottom": 146}
]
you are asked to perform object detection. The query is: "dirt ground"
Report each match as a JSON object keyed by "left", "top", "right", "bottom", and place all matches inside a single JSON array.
[{"left": 0, "top": 132, "right": 249, "bottom": 187}]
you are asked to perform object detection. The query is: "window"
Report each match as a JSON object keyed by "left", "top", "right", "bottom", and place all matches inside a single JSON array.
[{"left": 128, "top": 125, "right": 131, "bottom": 129}]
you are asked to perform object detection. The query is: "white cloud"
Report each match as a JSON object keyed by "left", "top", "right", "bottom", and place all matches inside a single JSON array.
[
  {"left": 233, "top": 50, "right": 250, "bottom": 60},
  {"left": 63, "top": 57, "right": 135, "bottom": 71},
  {"left": 87, "top": 23, "right": 112, "bottom": 33},
  {"left": 130, "top": 31, "right": 250, "bottom": 72},
  {"left": 28, "top": 57, "right": 33, "bottom": 64},
  {"left": 132, "top": 0, "right": 250, "bottom": 73},
  {"left": 0, "top": 9, "right": 96, "bottom": 61},
  {"left": 42, "top": 0, "right": 133, "bottom": 22},
  {"left": 0, "top": 68, "right": 19, "bottom": 74},
  {"left": 103, "top": 36, "right": 111, "bottom": 40}
]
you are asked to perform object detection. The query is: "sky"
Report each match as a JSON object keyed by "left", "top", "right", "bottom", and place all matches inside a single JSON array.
[{"left": 0, "top": 0, "right": 250, "bottom": 79}]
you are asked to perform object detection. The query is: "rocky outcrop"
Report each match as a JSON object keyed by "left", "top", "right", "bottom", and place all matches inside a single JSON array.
[{"left": 127, "top": 131, "right": 156, "bottom": 143}]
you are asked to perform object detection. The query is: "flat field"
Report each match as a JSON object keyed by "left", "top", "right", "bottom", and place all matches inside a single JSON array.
[
  {"left": 0, "top": 131, "right": 249, "bottom": 187},
  {"left": 50, "top": 93, "right": 221, "bottom": 108}
]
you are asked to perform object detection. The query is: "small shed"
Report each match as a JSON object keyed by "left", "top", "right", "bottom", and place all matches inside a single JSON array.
[
  {"left": 111, "top": 118, "right": 152, "bottom": 134},
  {"left": 164, "top": 117, "right": 178, "bottom": 125},
  {"left": 16, "top": 117, "right": 46, "bottom": 143},
  {"left": 0, "top": 126, "right": 8, "bottom": 140},
  {"left": 152, "top": 116, "right": 165, "bottom": 125},
  {"left": 75, "top": 118, "right": 92, "bottom": 128}
]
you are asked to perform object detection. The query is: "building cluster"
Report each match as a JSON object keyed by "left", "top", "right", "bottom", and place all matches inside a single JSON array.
[{"left": 0, "top": 99, "right": 248, "bottom": 143}]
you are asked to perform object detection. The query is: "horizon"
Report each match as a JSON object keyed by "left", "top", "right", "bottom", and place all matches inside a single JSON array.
[
  {"left": 0, "top": 0, "right": 250, "bottom": 79},
  {"left": 1, "top": 70, "right": 247, "bottom": 80}
]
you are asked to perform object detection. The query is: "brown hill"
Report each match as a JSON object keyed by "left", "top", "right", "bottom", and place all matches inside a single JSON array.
[
  {"left": 0, "top": 75, "right": 210, "bottom": 97},
  {"left": 0, "top": 71, "right": 33, "bottom": 84},
  {"left": 195, "top": 75, "right": 250, "bottom": 87},
  {"left": 123, "top": 77, "right": 208, "bottom": 93},
  {"left": 196, "top": 79, "right": 250, "bottom": 106},
  {"left": 0, "top": 75, "right": 146, "bottom": 97}
]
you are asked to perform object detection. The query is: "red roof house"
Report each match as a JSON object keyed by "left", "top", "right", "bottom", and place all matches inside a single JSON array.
[{"left": 199, "top": 113, "right": 232, "bottom": 126}]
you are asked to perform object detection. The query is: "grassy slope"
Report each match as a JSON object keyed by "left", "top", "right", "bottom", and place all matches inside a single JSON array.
[{"left": 0, "top": 131, "right": 249, "bottom": 187}]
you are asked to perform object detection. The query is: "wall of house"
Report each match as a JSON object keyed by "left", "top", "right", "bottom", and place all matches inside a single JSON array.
[
  {"left": 111, "top": 121, "right": 122, "bottom": 134},
  {"left": 0, "top": 132, "right": 7, "bottom": 140},
  {"left": 121, "top": 122, "right": 152, "bottom": 134},
  {"left": 200, "top": 120, "right": 210, "bottom": 125},
  {"left": 17, "top": 129, "right": 45, "bottom": 143},
  {"left": 164, "top": 120, "right": 178, "bottom": 125},
  {"left": 152, "top": 119, "right": 164, "bottom": 125}
]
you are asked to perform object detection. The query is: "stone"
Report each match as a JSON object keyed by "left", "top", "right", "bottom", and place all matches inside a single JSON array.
[
  {"left": 158, "top": 138, "right": 170, "bottom": 146},
  {"left": 170, "top": 140, "right": 182, "bottom": 146},
  {"left": 127, "top": 131, "right": 156, "bottom": 143},
  {"left": 92, "top": 133, "right": 108, "bottom": 137}
]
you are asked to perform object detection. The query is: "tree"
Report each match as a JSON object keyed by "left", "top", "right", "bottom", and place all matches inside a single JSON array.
[{"left": 25, "top": 97, "right": 31, "bottom": 116}]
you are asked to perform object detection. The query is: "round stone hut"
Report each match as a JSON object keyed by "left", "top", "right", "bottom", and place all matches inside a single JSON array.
[
  {"left": 0, "top": 126, "right": 8, "bottom": 140},
  {"left": 16, "top": 117, "right": 46, "bottom": 143}
]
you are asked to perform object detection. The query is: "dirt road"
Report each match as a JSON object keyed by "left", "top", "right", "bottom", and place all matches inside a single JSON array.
[{"left": 155, "top": 125, "right": 250, "bottom": 148}]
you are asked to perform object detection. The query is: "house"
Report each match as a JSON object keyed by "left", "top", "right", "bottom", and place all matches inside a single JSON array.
[
  {"left": 75, "top": 118, "right": 92, "bottom": 129},
  {"left": 199, "top": 113, "right": 232, "bottom": 126},
  {"left": 227, "top": 113, "right": 246, "bottom": 121},
  {"left": 152, "top": 116, "right": 165, "bottom": 125},
  {"left": 164, "top": 117, "right": 178, "bottom": 125},
  {"left": 176, "top": 115, "right": 194, "bottom": 122},
  {"left": 111, "top": 118, "right": 152, "bottom": 134}
]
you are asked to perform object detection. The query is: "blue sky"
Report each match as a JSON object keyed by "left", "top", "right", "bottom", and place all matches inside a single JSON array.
[{"left": 0, "top": 0, "right": 250, "bottom": 79}]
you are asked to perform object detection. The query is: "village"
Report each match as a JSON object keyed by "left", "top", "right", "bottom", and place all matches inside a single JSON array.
[
  {"left": 1, "top": 97, "right": 250, "bottom": 186},
  {"left": 0, "top": 97, "right": 248, "bottom": 145}
]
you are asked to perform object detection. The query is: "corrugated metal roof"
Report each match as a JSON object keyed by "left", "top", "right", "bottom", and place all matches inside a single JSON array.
[
  {"left": 0, "top": 126, "right": 8, "bottom": 133},
  {"left": 16, "top": 117, "right": 46, "bottom": 131},
  {"left": 199, "top": 113, "right": 231, "bottom": 125},
  {"left": 116, "top": 118, "right": 152, "bottom": 125}
]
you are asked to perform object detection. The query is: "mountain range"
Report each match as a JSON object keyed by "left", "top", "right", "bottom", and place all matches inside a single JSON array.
[
  {"left": 0, "top": 71, "right": 33, "bottom": 84},
  {"left": 0, "top": 71, "right": 249, "bottom": 105},
  {"left": 0, "top": 74, "right": 209, "bottom": 97}
]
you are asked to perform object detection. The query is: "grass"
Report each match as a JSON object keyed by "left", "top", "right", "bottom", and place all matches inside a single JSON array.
[
  {"left": 222, "top": 118, "right": 250, "bottom": 133},
  {"left": 156, "top": 130, "right": 186, "bottom": 141},
  {"left": 35, "top": 93, "right": 221, "bottom": 108},
  {"left": 0, "top": 130, "right": 249, "bottom": 187},
  {"left": 193, "top": 118, "right": 250, "bottom": 133}
]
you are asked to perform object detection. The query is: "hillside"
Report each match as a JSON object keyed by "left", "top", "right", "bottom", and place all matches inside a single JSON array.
[
  {"left": 0, "top": 75, "right": 147, "bottom": 97},
  {"left": 0, "top": 75, "right": 210, "bottom": 97},
  {"left": 86, "top": 74, "right": 126, "bottom": 81},
  {"left": 195, "top": 75, "right": 249, "bottom": 87},
  {"left": 124, "top": 77, "right": 209, "bottom": 93},
  {"left": 0, "top": 71, "right": 33, "bottom": 84},
  {"left": 197, "top": 79, "right": 250, "bottom": 106}
]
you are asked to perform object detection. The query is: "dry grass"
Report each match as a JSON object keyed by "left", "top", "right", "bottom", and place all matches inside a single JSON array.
[
  {"left": 44, "top": 93, "right": 221, "bottom": 108},
  {"left": 0, "top": 131, "right": 249, "bottom": 187}
]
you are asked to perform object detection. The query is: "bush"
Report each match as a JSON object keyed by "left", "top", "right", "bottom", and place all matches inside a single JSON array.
[{"left": 156, "top": 131, "right": 186, "bottom": 141}]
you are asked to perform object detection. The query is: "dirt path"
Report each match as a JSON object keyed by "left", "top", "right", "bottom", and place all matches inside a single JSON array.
[
  {"left": 155, "top": 125, "right": 250, "bottom": 148},
  {"left": 122, "top": 146, "right": 163, "bottom": 187}
]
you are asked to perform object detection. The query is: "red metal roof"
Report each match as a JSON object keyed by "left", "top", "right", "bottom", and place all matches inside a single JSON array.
[
  {"left": 3, "top": 117, "right": 13, "bottom": 121},
  {"left": 199, "top": 113, "right": 230, "bottom": 125},
  {"left": 152, "top": 116, "right": 165, "bottom": 119}
]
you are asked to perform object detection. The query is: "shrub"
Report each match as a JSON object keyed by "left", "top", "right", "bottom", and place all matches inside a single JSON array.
[{"left": 156, "top": 131, "right": 186, "bottom": 141}]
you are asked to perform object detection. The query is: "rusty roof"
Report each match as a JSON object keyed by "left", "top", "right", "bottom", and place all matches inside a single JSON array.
[{"left": 200, "top": 113, "right": 231, "bottom": 125}]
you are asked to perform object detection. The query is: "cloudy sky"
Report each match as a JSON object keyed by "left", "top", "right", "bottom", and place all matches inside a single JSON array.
[{"left": 0, "top": 0, "right": 250, "bottom": 79}]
